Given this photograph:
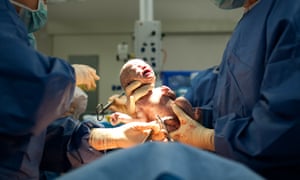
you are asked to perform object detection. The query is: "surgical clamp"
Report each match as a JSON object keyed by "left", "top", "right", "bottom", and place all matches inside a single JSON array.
[
  {"left": 156, "top": 115, "right": 173, "bottom": 141},
  {"left": 96, "top": 92, "right": 125, "bottom": 121},
  {"left": 142, "top": 115, "right": 173, "bottom": 143}
]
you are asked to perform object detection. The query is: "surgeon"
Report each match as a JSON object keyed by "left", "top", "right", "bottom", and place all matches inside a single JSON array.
[
  {"left": 11, "top": 0, "right": 99, "bottom": 90},
  {"left": 0, "top": 0, "right": 161, "bottom": 179},
  {"left": 9, "top": 1, "right": 98, "bottom": 179},
  {"left": 12, "top": 0, "right": 46, "bottom": 49},
  {"left": 171, "top": 0, "right": 300, "bottom": 179},
  {"left": 110, "top": 0, "right": 300, "bottom": 179},
  {"left": 40, "top": 86, "right": 88, "bottom": 179}
]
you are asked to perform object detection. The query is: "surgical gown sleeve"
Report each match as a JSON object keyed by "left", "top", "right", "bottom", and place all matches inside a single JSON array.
[
  {"left": 40, "top": 118, "right": 104, "bottom": 172},
  {"left": 213, "top": 0, "right": 300, "bottom": 178},
  {"left": 184, "top": 66, "right": 218, "bottom": 128},
  {"left": 0, "top": 0, "right": 75, "bottom": 136}
]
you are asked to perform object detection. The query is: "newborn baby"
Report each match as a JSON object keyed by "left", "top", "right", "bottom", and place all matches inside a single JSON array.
[{"left": 110, "top": 59, "right": 201, "bottom": 133}]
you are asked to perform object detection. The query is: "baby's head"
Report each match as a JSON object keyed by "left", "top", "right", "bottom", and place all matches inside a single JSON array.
[{"left": 120, "top": 59, "right": 156, "bottom": 89}]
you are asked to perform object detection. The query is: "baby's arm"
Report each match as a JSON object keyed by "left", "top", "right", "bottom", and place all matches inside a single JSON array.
[
  {"left": 110, "top": 110, "right": 148, "bottom": 126},
  {"left": 109, "top": 112, "right": 134, "bottom": 126}
]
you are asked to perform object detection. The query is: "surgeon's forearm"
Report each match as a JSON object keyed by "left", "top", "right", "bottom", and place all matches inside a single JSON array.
[
  {"left": 191, "top": 127, "right": 215, "bottom": 151},
  {"left": 89, "top": 128, "right": 123, "bottom": 150},
  {"left": 201, "top": 128, "right": 215, "bottom": 151}
]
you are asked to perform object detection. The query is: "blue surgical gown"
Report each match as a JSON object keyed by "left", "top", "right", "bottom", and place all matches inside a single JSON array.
[
  {"left": 185, "top": 0, "right": 300, "bottom": 179},
  {"left": 0, "top": 0, "right": 103, "bottom": 178},
  {"left": 58, "top": 142, "right": 263, "bottom": 180}
]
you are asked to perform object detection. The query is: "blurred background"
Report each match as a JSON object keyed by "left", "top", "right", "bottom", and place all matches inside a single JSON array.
[{"left": 36, "top": 0, "right": 243, "bottom": 114}]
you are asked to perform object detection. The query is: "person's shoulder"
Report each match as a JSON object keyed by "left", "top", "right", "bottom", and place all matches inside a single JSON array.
[
  {"left": 156, "top": 86, "right": 176, "bottom": 100},
  {"left": 270, "top": 0, "right": 300, "bottom": 19}
]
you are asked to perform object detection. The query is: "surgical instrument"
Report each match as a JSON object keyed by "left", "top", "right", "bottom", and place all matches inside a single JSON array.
[
  {"left": 156, "top": 115, "right": 173, "bottom": 141},
  {"left": 96, "top": 92, "right": 125, "bottom": 121}
]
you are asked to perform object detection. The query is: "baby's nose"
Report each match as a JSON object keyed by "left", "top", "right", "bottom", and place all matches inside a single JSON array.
[{"left": 140, "top": 65, "right": 147, "bottom": 69}]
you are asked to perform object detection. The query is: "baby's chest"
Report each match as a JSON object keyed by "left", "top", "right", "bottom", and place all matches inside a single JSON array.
[{"left": 136, "top": 94, "right": 173, "bottom": 121}]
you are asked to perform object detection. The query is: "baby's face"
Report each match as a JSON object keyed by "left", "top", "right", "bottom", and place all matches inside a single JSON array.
[{"left": 120, "top": 59, "right": 156, "bottom": 88}]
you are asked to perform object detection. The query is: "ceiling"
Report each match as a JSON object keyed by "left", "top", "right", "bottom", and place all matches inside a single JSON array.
[{"left": 47, "top": 0, "right": 244, "bottom": 24}]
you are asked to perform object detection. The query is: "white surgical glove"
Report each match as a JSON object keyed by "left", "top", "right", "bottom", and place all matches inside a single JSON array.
[
  {"left": 108, "top": 112, "right": 169, "bottom": 142},
  {"left": 72, "top": 64, "right": 100, "bottom": 91},
  {"left": 170, "top": 103, "right": 215, "bottom": 151},
  {"left": 108, "top": 81, "right": 153, "bottom": 115},
  {"left": 108, "top": 94, "right": 128, "bottom": 114},
  {"left": 89, "top": 121, "right": 161, "bottom": 150}
]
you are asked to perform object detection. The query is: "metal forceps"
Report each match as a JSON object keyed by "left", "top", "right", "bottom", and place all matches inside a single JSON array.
[
  {"left": 156, "top": 115, "right": 173, "bottom": 141},
  {"left": 96, "top": 92, "right": 125, "bottom": 121},
  {"left": 142, "top": 115, "right": 173, "bottom": 143}
]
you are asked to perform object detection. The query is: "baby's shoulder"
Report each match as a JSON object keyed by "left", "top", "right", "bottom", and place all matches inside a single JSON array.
[{"left": 155, "top": 86, "right": 176, "bottom": 100}]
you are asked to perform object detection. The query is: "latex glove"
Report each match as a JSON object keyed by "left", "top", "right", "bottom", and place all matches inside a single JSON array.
[
  {"left": 108, "top": 81, "right": 153, "bottom": 115},
  {"left": 72, "top": 64, "right": 100, "bottom": 90},
  {"left": 107, "top": 94, "right": 128, "bottom": 114},
  {"left": 109, "top": 112, "right": 169, "bottom": 141},
  {"left": 124, "top": 80, "right": 154, "bottom": 98},
  {"left": 89, "top": 121, "right": 161, "bottom": 150},
  {"left": 170, "top": 103, "right": 215, "bottom": 151}
]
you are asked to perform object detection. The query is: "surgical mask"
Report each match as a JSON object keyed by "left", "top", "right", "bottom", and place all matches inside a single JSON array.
[
  {"left": 210, "top": 0, "right": 246, "bottom": 9},
  {"left": 10, "top": 0, "right": 48, "bottom": 33},
  {"left": 27, "top": 32, "right": 37, "bottom": 49}
]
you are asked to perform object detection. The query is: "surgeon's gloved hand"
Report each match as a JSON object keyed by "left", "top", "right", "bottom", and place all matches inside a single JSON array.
[
  {"left": 124, "top": 80, "right": 153, "bottom": 98},
  {"left": 89, "top": 121, "right": 160, "bottom": 150},
  {"left": 72, "top": 64, "right": 100, "bottom": 90},
  {"left": 170, "top": 103, "right": 215, "bottom": 151},
  {"left": 108, "top": 94, "right": 128, "bottom": 114},
  {"left": 108, "top": 81, "right": 153, "bottom": 115}
]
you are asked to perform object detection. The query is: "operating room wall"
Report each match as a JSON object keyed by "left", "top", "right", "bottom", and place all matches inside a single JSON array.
[
  {"left": 52, "top": 34, "right": 132, "bottom": 108},
  {"left": 162, "top": 34, "right": 230, "bottom": 70},
  {"left": 44, "top": 33, "right": 229, "bottom": 106},
  {"left": 56, "top": 34, "right": 228, "bottom": 103}
]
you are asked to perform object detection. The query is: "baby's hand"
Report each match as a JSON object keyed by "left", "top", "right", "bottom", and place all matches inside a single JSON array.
[{"left": 110, "top": 112, "right": 133, "bottom": 126}]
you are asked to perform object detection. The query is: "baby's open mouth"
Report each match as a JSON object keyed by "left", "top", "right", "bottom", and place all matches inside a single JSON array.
[{"left": 143, "top": 69, "right": 153, "bottom": 78}]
